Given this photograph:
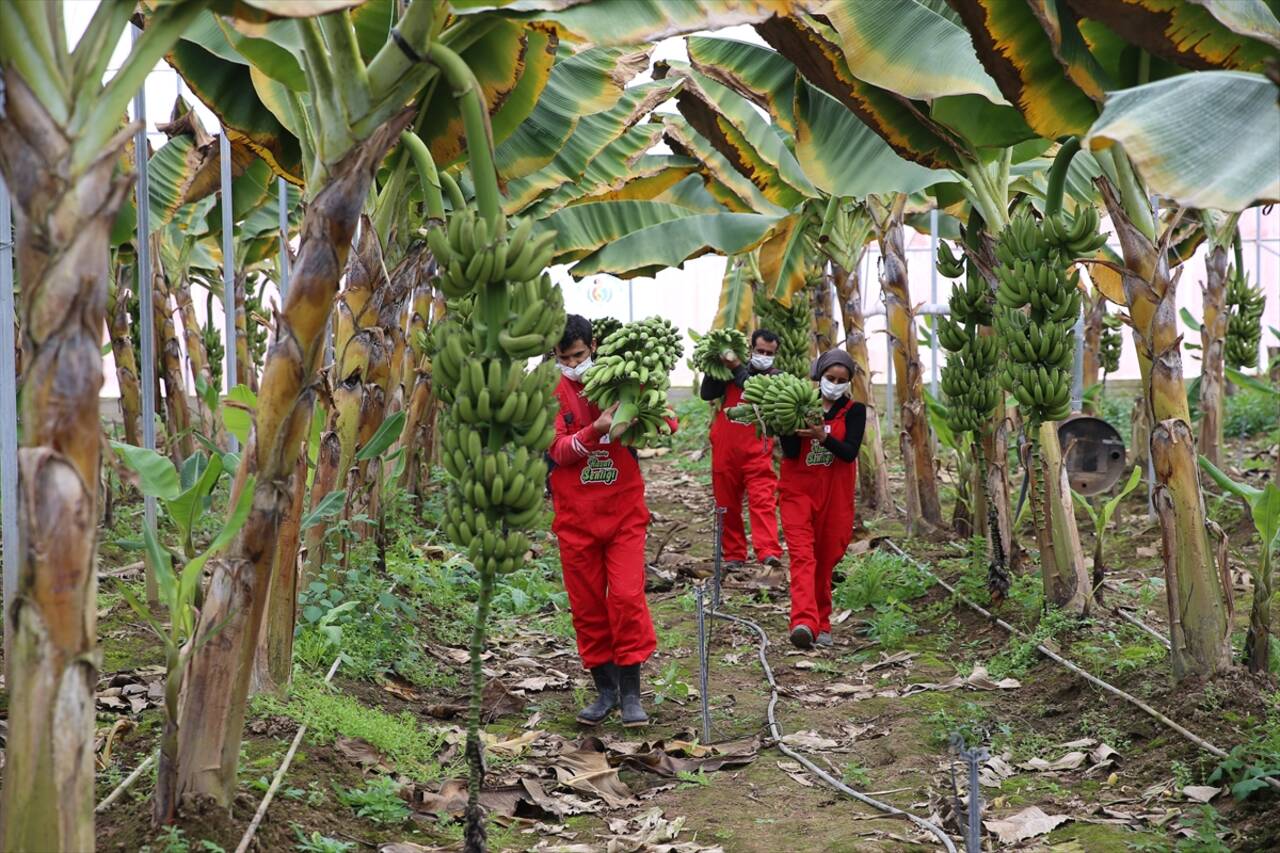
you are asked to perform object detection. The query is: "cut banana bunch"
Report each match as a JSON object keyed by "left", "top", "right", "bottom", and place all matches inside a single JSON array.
[
  {"left": 690, "top": 327, "right": 749, "bottom": 381},
  {"left": 427, "top": 209, "right": 559, "bottom": 300},
  {"left": 724, "top": 373, "right": 823, "bottom": 437},
  {"left": 755, "top": 293, "right": 811, "bottom": 378},
  {"left": 580, "top": 316, "right": 683, "bottom": 447},
  {"left": 1225, "top": 269, "right": 1264, "bottom": 370},
  {"left": 590, "top": 316, "right": 622, "bottom": 346}
]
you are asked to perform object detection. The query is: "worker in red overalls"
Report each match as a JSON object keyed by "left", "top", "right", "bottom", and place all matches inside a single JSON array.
[
  {"left": 778, "top": 350, "right": 866, "bottom": 650},
  {"left": 548, "top": 315, "right": 673, "bottom": 728},
  {"left": 700, "top": 330, "right": 784, "bottom": 572}
]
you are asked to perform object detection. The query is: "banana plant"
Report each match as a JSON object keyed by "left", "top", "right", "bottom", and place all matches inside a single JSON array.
[
  {"left": 1199, "top": 458, "right": 1280, "bottom": 674},
  {"left": 1196, "top": 213, "right": 1244, "bottom": 467},
  {"left": 1072, "top": 465, "right": 1145, "bottom": 604}
]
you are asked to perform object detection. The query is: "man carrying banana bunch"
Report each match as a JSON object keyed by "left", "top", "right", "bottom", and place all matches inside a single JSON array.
[
  {"left": 548, "top": 315, "right": 675, "bottom": 728},
  {"left": 700, "top": 330, "right": 786, "bottom": 576}
]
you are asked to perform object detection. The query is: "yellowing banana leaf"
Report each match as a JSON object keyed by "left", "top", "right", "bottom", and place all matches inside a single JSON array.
[
  {"left": 469, "top": 0, "right": 799, "bottom": 46},
  {"left": 822, "top": 0, "right": 1008, "bottom": 104},
  {"left": 493, "top": 45, "right": 650, "bottom": 182},
  {"left": 757, "top": 211, "right": 815, "bottom": 305},
  {"left": 211, "top": 0, "right": 365, "bottom": 18},
  {"left": 715, "top": 258, "right": 756, "bottom": 331},
  {"left": 502, "top": 78, "right": 678, "bottom": 214},
  {"left": 1084, "top": 71, "right": 1280, "bottom": 211},
  {"left": 1025, "top": 0, "right": 1112, "bottom": 100},
  {"left": 687, "top": 35, "right": 798, "bottom": 135},
  {"left": 533, "top": 154, "right": 700, "bottom": 217},
  {"left": 421, "top": 20, "right": 530, "bottom": 168},
  {"left": 524, "top": 126, "right": 668, "bottom": 218},
  {"left": 661, "top": 116, "right": 787, "bottom": 215},
  {"left": 1067, "top": 0, "right": 1280, "bottom": 70},
  {"left": 755, "top": 14, "right": 962, "bottom": 170},
  {"left": 654, "top": 174, "right": 735, "bottom": 215},
  {"left": 947, "top": 0, "right": 1099, "bottom": 139},
  {"left": 794, "top": 81, "right": 951, "bottom": 198},
  {"left": 489, "top": 24, "right": 559, "bottom": 148},
  {"left": 659, "top": 61, "right": 818, "bottom": 207},
  {"left": 554, "top": 202, "right": 784, "bottom": 279}
]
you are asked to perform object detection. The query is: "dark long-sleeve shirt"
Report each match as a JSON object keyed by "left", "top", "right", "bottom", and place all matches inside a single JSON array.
[
  {"left": 700, "top": 363, "right": 780, "bottom": 401},
  {"left": 779, "top": 398, "right": 867, "bottom": 463}
]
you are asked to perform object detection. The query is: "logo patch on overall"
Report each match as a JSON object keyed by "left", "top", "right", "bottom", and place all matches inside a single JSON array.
[
  {"left": 581, "top": 450, "right": 619, "bottom": 485},
  {"left": 805, "top": 439, "right": 834, "bottom": 467}
]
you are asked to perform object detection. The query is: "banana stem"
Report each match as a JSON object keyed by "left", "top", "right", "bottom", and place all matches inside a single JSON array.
[
  {"left": 440, "top": 171, "right": 467, "bottom": 212},
  {"left": 1045, "top": 138, "right": 1080, "bottom": 217},
  {"left": 428, "top": 43, "right": 503, "bottom": 235},
  {"left": 464, "top": 567, "right": 494, "bottom": 852},
  {"left": 400, "top": 131, "right": 446, "bottom": 221}
]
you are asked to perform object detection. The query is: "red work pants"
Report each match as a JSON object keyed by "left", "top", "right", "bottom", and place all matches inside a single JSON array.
[
  {"left": 711, "top": 455, "right": 782, "bottom": 563},
  {"left": 780, "top": 483, "right": 855, "bottom": 634},
  {"left": 554, "top": 505, "right": 657, "bottom": 669}
]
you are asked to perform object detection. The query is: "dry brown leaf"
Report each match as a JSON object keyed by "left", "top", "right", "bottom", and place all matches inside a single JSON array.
[
  {"left": 1182, "top": 785, "right": 1220, "bottom": 803},
  {"left": 983, "top": 806, "right": 1069, "bottom": 843},
  {"left": 775, "top": 760, "right": 815, "bottom": 787},
  {"left": 335, "top": 736, "right": 390, "bottom": 771}
]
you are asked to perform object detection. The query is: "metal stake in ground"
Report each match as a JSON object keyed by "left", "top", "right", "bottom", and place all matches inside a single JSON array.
[
  {"left": 956, "top": 737, "right": 989, "bottom": 852},
  {"left": 696, "top": 582, "right": 711, "bottom": 745},
  {"left": 711, "top": 506, "right": 726, "bottom": 610}
]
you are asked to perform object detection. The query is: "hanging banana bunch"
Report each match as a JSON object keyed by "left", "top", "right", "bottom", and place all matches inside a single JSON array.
[
  {"left": 580, "top": 317, "right": 683, "bottom": 446},
  {"left": 690, "top": 327, "right": 748, "bottom": 381},
  {"left": 755, "top": 291, "right": 811, "bottom": 378},
  {"left": 725, "top": 372, "right": 823, "bottom": 437},
  {"left": 1224, "top": 267, "right": 1264, "bottom": 370},
  {"left": 936, "top": 253, "right": 1001, "bottom": 436},
  {"left": 1100, "top": 313, "right": 1123, "bottom": 377},
  {"left": 992, "top": 207, "right": 1103, "bottom": 424},
  {"left": 590, "top": 316, "right": 623, "bottom": 346},
  {"left": 427, "top": 207, "right": 565, "bottom": 573}
]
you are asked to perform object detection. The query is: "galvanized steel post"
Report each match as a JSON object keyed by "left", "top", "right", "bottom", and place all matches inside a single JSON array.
[{"left": 220, "top": 131, "right": 238, "bottom": 452}]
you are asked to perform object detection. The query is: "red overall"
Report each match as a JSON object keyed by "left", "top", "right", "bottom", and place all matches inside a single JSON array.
[
  {"left": 548, "top": 375, "right": 662, "bottom": 669},
  {"left": 710, "top": 382, "right": 782, "bottom": 563},
  {"left": 779, "top": 399, "right": 857, "bottom": 634}
]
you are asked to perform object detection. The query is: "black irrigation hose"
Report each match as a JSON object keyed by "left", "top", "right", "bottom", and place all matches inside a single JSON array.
[
  {"left": 879, "top": 539, "right": 1280, "bottom": 794},
  {"left": 710, "top": 609, "right": 959, "bottom": 852}
]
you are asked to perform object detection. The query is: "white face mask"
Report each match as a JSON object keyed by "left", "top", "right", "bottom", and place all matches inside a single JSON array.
[
  {"left": 750, "top": 354, "right": 775, "bottom": 371},
  {"left": 820, "top": 378, "right": 850, "bottom": 401},
  {"left": 559, "top": 357, "right": 593, "bottom": 382}
]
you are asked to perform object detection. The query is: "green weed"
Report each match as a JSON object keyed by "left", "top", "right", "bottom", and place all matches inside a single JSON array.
[
  {"left": 1174, "top": 806, "right": 1230, "bottom": 852},
  {"left": 841, "top": 762, "right": 872, "bottom": 788},
  {"left": 676, "top": 769, "right": 711, "bottom": 788},
  {"left": 865, "top": 602, "right": 915, "bottom": 649},
  {"left": 292, "top": 825, "right": 355, "bottom": 853},
  {"left": 834, "top": 551, "right": 933, "bottom": 612},
  {"left": 336, "top": 776, "right": 410, "bottom": 825}
]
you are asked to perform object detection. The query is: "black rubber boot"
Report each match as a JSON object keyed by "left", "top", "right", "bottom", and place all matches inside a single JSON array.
[
  {"left": 576, "top": 663, "right": 619, "bottom": 726},
  {"left": 618, "top": 664, "right": 649, "bottom": 728}
]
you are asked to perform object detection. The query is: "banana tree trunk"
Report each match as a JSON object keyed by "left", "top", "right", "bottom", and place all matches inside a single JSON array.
[
  {"left": 0, "top": 70, "right": 131, "bottom": 853},
  {"left": 251, "top": 451, "right": 308, "bottom": 695},
  {"left": 108, "top": 264, "right": 143, "bottom": 446},
  {"left": 173, "top": 112, "right": 414, "bottom": 806},
  {"left": 834, "top": 261, "right": 891, "bottom": 515},
  {"left": 878, "top": 199, "right": 942, "bottom": 532},
  {"left": 173, "top": 274, "right": 216, "bottom": 437},
  {"left": 1197, "top": 243, "right": 1228, "bottom": 467},
  {"left": 150, "top": 236, "right": 195, "bottom": 464},
  {"left": 303, "top": 426, "right": 342, "bottom": 582},
  {"left": 815, "top": 267, "right": 835, "bottom": 353},
  {"left": 1098, "top": 179, "right": 1232, "bottom": 679},
  {"left": 1081, "top": 291, "right": 1104, "bottom": 411},
  {"left": 1245, "top": 550, "right": 1273, "bottom": 674},
  {"left": 1036, "top": 421, "right": 1091, "bottom": 612}
]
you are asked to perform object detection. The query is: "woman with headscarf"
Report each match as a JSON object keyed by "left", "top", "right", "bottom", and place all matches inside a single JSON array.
[{"left": 777, "top": 350, "right": 867, "bottom": 649}]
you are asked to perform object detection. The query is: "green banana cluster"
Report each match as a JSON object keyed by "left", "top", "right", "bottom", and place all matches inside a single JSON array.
[
  {"left": 1100, "top": 313, "right": 1122, "bottom": 376},
  {"left": 581, "top": 316, "right": 683, "bottom": 446},
  {"left": 430, "top": 205, "right": 565, "bottom": 576},
  {"left": 935, "top": 241, "right": 965, "bottom": 279},
  {"left": 426, "top": 208, "right": 559, "bottom": 300},
  {"left": 936, "top": 257, "right": 1001, "bottom": 436},
  {"left": 755, "top": 292, "right": 811, "bottom": 378},
  {"left": 724, "top": 372, "right": 823, "bottom": 437},
  {"left": 590, "top": 316, "right": 622, "bottom": 347},
  {"left": 1225, "top": 267, "right": 1264, "bottom": 370},
  {"left": 690, "top": 327, "right": 749, "bottom": 381},
  {"left": 990, "top": 208, "right": 1098, "bottom": 425}
]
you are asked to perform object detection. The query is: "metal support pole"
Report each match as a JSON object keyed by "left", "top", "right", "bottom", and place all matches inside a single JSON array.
[
  {"left": 696, "top": 582, "right": 711, "bottom": 745},
  {"left": 627, "top": 278, "right": 635, "bottom": 323},
  {"left": 277, "top": 177, "right": 290, "bottom": 301},
  {"left": 929, "top": 208, "right": 939, "bottom": 399},
  {"left": 885, "top": 332, "right": 895, "bottom": 435},
  {"left": 133, "top": 25, "right": 158, "bottom": 537},
  {"left": 220, "top": 130, "right": 238, "bottom": 452},
  {"left": 1071, "top": 307, "right": 1085, "bottom": 411},
  {"left": 0, "top": 177, "right": 18, "bottom": 659},
  {"left": 711, "top": 506, "right": 726, "bottom": 610}
]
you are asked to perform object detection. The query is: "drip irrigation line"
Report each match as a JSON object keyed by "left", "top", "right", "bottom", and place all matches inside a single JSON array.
[
  {"left": 710, "top": 608, "right": 958, "bottom": 851},
  {"left": 1114, "top": 607, "right": 1171, "bottom": 649},
  {"left": 234, "top": 656, "right": 343, "bottom": 853},
  {"left": 95, "top": 750, "right": 158, "bottom": 813},
  {"left": 880, "top": 540, "right": 1280, "bottom": 794}
]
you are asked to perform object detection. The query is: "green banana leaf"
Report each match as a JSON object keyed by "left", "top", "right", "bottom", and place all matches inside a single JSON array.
[
  {"left": 757, "top": 210, "right": 815, "bottom": 305},
  {"left": 489, "top": 23, "right": 559, "bottom": 148},
  {"left": 660, "top": 116, "right": 787, "bottom": 215},
  {"left": 946, "top": 0, "right": 1100, "bottom": 139},
  {"left": 755, "top": 14, "right": 962, "bottom": 170},
  {"left": 658, "top": 61, "right": 818, "bottom": 207},
  {"left": 463, "top": 0, "right": 807, "bottom": 46},
  {"left": 652, "top": 173, "right": 737, "bottom": 215},
  {"left": 543, "top": 200, "right": 783, "bottom": 279},
  {"left": 1085, "top": 71, "right": 1280, "bottom": 211},
  {"left": 687, "top": 35, "right": 798, "bottom": 135},
  {"left": 715, "top": 257, "right": 756, "bottom": 331},
  {"left": 1069, "top": 0, "right": 1279, "bottom": 71},
  {"left": 494, "top": 45, "right": 651, "bottom": 183},
  {"left": 527, "top": 152, "right": 699, "bottom": 219}
]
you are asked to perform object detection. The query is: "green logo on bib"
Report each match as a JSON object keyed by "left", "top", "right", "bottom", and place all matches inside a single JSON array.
[
  {"left": 805, "top": 440, "right": 834, "bottom": 467},
  {"left": 581, "top": 450, "right": 619, "bottom": 485}
]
